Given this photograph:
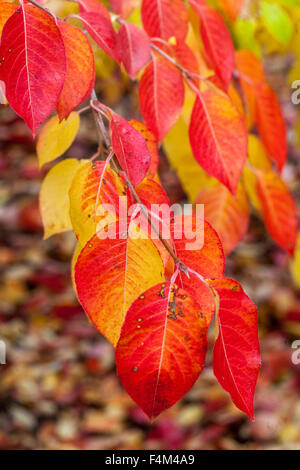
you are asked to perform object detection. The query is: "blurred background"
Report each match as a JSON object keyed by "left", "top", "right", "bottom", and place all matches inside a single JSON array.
[{"left": 0, "top": 0, "right": 300, "bottom": 450}]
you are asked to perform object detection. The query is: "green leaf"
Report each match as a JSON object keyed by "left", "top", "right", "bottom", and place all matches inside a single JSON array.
[
  {"left": 261, "top": 2, "right": 293, "bottom": 45},
  {"left": 233, "top": 19, "right": 262, "bottom": 58}
]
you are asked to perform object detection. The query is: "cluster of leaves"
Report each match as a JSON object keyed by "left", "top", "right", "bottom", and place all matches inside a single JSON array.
[{"left": 1, "top": 0, "right": 298, "bottom": 420}]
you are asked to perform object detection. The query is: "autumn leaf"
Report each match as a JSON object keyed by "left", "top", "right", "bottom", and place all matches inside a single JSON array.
[
  {"left": 208, "top": 278, "right": 261, "bottom": 420},
  {"left": 189, "top": 0, "right": 234, "bottom": 89},
  {"left": 78, "top": 0, "right": 111, "bottom": 18},
  {"left": 77, "top": 10, "right": 120, "bottom": 63},
  {"left": 39, "top": 159, "right": 85, "bottom": 239},
  {"left": 116, "top": 282, "right": 208, "bottom": 419},
  {"left": 256, "top": 170, "right": 298, "bottom": 255},
  {"left": 189, "top": 88, "right": 248, "bottom": 194},
  {"left": 235, "top": 50, "right": 265, "bottom": 128},
  {"left": 169, "top": 215, "right": 224, "bottom": 325},
  {"left": 69, "top": 160, "right": 129, "bottom": 246},
  {"left": 139, "top": 54, "right": 185, "bottom": 142},
  {"left": 130, "top": 120, "right": 159, "bottom": 179},
  {"left": 110, "top": 112, "right": 151, "bottom": 186},
  {"left": 57, "top": 21, "right": 95, "bottom": 120},
  {"left": 75, "top": 220, "right": 165, "bottom": 346},
  {"left": 36, "top": 113, "right": 80, "bottom": 168},
  {"left": 256, "top": 83, "right": 287, "bottom": 172},
  {"left": 196, "top": 182, "right": 250, "bottom": 255},
  {"left": 117, "top": 21, "right": 151, "bottom": 80},
  {"left": 0, "top": 2, "right": 17, "bottom": 34},
  {"left": 218, "top": 0, "right": 244, "bottom": 22},
  {"left": 110, "top": 0, "right": 139, "bottom": 18},
  {"left": 141, "top": 0, "right": 188, "bottom": 42},
  {"left": 0, "top": 3, "right": 66, "bottom": 136}
]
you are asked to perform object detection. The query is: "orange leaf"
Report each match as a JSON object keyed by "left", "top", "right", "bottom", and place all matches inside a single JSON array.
[
  {"left": 116, "top": 282, "right": 208, "bottom": 419},
  {"left": 189, "top": 88, "right": 248, "bottom": 194},
  {"left": 196, "top": 182, "right": 250, "bottom": 255},
  {"left": 235, "top": 50, "right": 265, "bottom": 128},
  {"left": 257, "top": 170, "right": 298, "bottom": 255},
  {"left": 218, "top": 0, "right": 244, "bottom": 22},
  {"left": 0, "top": 2, "right": 17, "bottom": 34},
  {"left": 256, "top": 84, "right": 287, "bottom": 172},
  {"left": 57, "top": 21, "right": 95, "bottom": 120},
  {"left": 130, "top": 120, "right": 159, "bottom": 179}
]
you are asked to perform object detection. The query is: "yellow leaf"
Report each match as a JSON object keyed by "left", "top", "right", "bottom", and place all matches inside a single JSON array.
[
  {"left": 37, "top": 113, "right": 80, "bottom": 168},
  {"left": 242, "top": 135, "right": 272, "bottom": 212},
  {"left": 40, "top": 158, "right": 85, "bottom": 239}
]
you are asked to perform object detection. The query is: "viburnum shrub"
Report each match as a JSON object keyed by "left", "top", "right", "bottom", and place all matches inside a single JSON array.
[{"left": 0, "top": 0, "right": 297, "bottom": 420}]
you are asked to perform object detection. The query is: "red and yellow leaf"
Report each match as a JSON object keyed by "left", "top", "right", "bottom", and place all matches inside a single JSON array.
[
  {"left": 139, "top": 54, "right": 185, "bottom": 142},
  {"left": 208, "top": 278, "right": 261, "bottom": 420},
  {"left": 57, "top": 21, "right": 95, "bottom": 120},
  {"left": 116, "top": 282, "right": 208, "bottom": 419},
  {"left": 0, "top": 4, "right": 66, "bottom": 135},
  {"left": 75, "top": 220, "right": 165, "bottom": 346},
  {"left": 141, "top": 0, "right": 188, "bottom": 42},
  {"left": 189, "top": 88, "right": 248, "bottom": 194},
  {"left": 69, "top": 160, "right": 129, "bottom": 246},
  {"left": 189, "top": 0, "right": 234, "bottom": 89},
  {"left": 117, "top": 22, "right": 151, "bottom": 80},
  {"left": 196, "top": 182, "right": 250, "bottom": 255}
]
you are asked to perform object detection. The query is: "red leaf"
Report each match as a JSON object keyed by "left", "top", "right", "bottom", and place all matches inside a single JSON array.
[
  {"left": 257, "top": 170, "right": 298, "bottom": 255},
  {"left": 117, "top": 21, "right": 151, "bottom": 79},
  {"left": 110, "top": 0, "right": 138, "bottom": 18},
  {"left": 57, "top": 21, "right": 95, "bottom": 120},
  {"left": 77, "top": 11, "right": 120, "bottom": 63},
  {"left": 189, "top": 0, "right": 234, "bottom": 89},
  {"left": 116, "top": 282, "right": 208, "bottom": 419},
  {"left": 110, "top": 113, "right": 151, "bottom": 186},
  {"left": 78, "top": 0, "right": 111, "bottom": 18},
  {"left": 139, "top": 54, "right": 184, "bottom": 142},
  {"left": 208, "top": 278, "right": 261, "bottom": 420},
  {"left": 141, "top": 0, "right": 188, "bottom": 42},
  {"left": 189, "top": 88, "right": 248, "bottom": 194},
  {"left": 0, "top": 4, "right": 66, "bottom": 136},
  {"left": 256, "top": 84, "right": 287, "bottom": 172}
]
